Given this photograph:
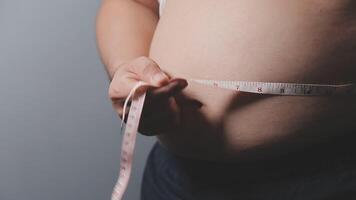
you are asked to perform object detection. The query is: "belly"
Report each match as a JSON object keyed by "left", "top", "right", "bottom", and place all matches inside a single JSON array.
[{"left": 149, "top": 0, "right": 356, "bottom": 161}]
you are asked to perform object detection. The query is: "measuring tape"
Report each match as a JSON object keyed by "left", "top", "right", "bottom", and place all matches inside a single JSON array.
[{"left": 111, "top": 79, "right": 356, "bottom": 200}]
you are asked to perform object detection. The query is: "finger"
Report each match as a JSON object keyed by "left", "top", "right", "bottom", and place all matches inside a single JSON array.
[
  {"left": 147, "top": 78, "right": 188, "bottom": 101},
  {"left": 112, "top": 98, "right": 132, "bottom": 116},
  {"left": 129, "top": 57, "right": 169, "bottom": 87},
  {"left": 108, "top": 73, "right": 139, "bottom": 100}
]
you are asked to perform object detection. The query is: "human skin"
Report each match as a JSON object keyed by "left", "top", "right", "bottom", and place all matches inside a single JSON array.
[{"left": 96, "top": 0, "right": 356, "bottom": 161}]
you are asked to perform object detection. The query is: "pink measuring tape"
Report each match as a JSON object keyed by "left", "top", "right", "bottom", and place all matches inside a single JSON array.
[{"left": 111, "top": 79, "right": 356, "bottom": 200}]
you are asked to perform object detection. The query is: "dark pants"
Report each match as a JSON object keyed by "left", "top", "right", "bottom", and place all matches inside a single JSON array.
[{"left": 141, "top": 134, "right": 356, "bottom": 200}]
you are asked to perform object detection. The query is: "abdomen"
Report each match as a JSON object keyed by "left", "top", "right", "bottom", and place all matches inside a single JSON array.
[{"left": 149, "top": 0, "right": 356, "bottom": 161}]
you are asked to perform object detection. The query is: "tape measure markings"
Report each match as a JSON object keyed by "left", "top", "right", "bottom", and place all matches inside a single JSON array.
[{"left": 190, "top": 79, "right": 356, "bottom": 96}]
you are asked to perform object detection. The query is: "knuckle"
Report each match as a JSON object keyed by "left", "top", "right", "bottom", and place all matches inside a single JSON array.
[
  {"left": 108, "top": 83, "right": 122, "bottom": 99},
  {"left": 109, "top": 73, "right": 131, "bottom": 99}
]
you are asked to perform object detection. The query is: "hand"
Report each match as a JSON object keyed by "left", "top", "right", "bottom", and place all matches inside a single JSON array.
[{"left": 108, "top": 56, "right": 188, "bottom": 136}]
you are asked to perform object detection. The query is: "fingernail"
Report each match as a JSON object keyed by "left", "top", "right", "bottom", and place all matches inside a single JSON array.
[
  {"left": 178, "top": 79, "right": 188, "bottom": 88},
  {"left": 152, "top": 72, "right": 168, "bottom": 85}
]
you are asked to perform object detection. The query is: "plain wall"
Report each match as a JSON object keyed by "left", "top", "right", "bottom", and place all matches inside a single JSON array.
[{"left": 0, "top": 1, "right": 155, "bottom": 200}]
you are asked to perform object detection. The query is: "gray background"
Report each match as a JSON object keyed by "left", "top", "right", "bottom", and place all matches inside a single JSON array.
[{"left": 0, "top": 1, "right": 155, "bottom": 200}]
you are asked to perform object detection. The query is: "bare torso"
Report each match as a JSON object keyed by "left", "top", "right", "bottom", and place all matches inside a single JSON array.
[{"left": 149, "top": 0, "right": 356, "bottom": 161}]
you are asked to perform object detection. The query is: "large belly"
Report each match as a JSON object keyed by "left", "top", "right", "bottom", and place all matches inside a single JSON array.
[{"left": 149, "top": 0, "right": 356, "bottom": 160}]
